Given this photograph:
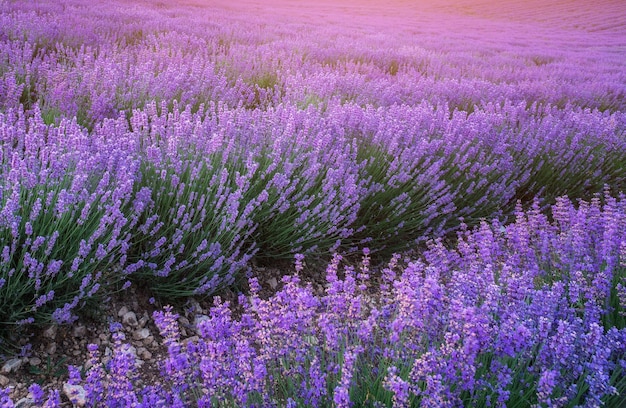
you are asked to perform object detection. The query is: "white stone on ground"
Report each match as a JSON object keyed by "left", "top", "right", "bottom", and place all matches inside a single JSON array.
[{"left": 63, "top": 382, "right": 87, "bottom": 407}]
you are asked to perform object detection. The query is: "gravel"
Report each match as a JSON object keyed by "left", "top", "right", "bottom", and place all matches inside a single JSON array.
[{"left": 0, "top": 261, "right": 321, "bottom": 405}]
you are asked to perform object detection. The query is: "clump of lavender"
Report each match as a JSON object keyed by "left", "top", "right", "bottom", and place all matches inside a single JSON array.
[
  {"left": 0, "top": 109, "right": 135, "bottom": 350},
  {"left": 10, "top": 194, "right": 622, "bottom": 407},
  {"left": 120, "top": 140, "right": 258, "bottom": 298},
  {"left": 346, "top": 102, "right": 626, "bottom": 256},
  {"left": 241, "top": 105, "right": 362, "bottom": 260}
]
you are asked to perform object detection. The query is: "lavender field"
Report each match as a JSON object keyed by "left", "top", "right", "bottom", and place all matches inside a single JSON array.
[{"left": 1, "top": 0, "right": 625, "bottom": 406}]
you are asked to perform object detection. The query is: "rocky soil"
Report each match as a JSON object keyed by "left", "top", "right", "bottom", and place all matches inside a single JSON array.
[{"left": 1, "top": 261, "right": 328, "bottom": 407}]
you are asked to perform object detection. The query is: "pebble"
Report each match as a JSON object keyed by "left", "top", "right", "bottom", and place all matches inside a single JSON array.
[
  {"left": 123, "top": 311, "right": 139, "bottom": 327},
  {"left": 28, "top": 357, "right": 42, "bottom": 366},
  {"left": 1, "top": 357, "right": 22, "bottom": 374},
  {"left": 142, "top": 335, "right": 154, "bottom": 346},
  {"left": 45, "top": 342, "right": 57, "bottom": 355},
  {"left": 121, "top": 344, "right": 137, "bottom": 359},
  {"left": 14, "top": 397, "right": 35, "bottom": 408},
  {"left": 72, "top": 325, "right": 87, "bottom": 338},
  {"left": 194, "top": 314, "right": 209, "bottom": 328},
  {"left": 63, "top": 382, "right": 87, "bottom": 407},
  {"left": 0, "top": 374, "right": 9, "bottom": 386},
  {"left": 43, "top": 325, "right": 57, "bottom": 340},
  {"left": 117, "top": 306, "right": 129, "bottom": 317},
  {"left": 137, "top": 347, "right": 152, "bottom": 360},
  {"left": 133, "top": 328, "right": 151, "bottom": 341},
  {"left": 138, "top": 313, "right": 149, "bottom": 328}
]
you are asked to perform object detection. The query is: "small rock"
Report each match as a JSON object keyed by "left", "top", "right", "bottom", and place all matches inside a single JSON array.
[
  {"left": 0, "top": 374, "right": 9, "bottom": 386},
  {"left": 120, "top": 344, "right": 138, "bottom": 363},
  {"left": 133, "top": 328, "right": 150, "bottom": 341},
  {"left": 117, "top": 306, "right": 129, "bottom": 318},
  {"left": 14, "top": 397, "right": 35, "bottom": 408},
  {"left": 1, "top": 357, "right": 23, "bottom": 374},
  {"left": 142, "top": 335, "right": 154, "bottom": 346},
  {"left": 45, "top": 342, "right": 57, "bottom": 355},
  {"left": 138, "top": 313, "right": 149, "bottom": 328},
  {"left": 179, "top": 316, "right": 190, "bottom": 327},
  {"left": 63, "top": 382, "right": 87, "bottom": 407},
  {"left": 137, "top": 347, "right": 152, "bottom": 360},
  {"left": 28, "top": 357, "right": 42, "bottom": 366},
  {"left": 72, "top": 325, "right": 87, "bottom": 338},
  {"left": 43, "top": 325, "right": 57, "bottom": 339},
  {"left": 194, "top": 314, "right": 209, "bottom": 328},
  {"left": 268, "top": 277, "right": 278, "bottom": 290},
  {"left": 122, "top": 311, "right": 138, "bottom": 327}
]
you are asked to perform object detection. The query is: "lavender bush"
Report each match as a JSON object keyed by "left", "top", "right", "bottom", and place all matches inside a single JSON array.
[
  {"left": 344, "top": 102, "right": 625, "bottom": 254},
  {"left": 0, "top": 108, "right": 135, "bottom": 350},
  {"left": 239, "top": 106, "right": 362, "bottom": 259}
]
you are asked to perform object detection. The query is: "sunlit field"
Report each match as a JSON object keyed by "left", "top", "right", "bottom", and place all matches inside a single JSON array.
[{"left": 1, "top": 0, "right": 625, "bottom": 406}]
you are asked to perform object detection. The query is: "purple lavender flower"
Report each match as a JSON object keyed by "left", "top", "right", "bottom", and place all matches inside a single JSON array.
[
  {"left": 384, "top": 366, "right": 411, "bottom": 408},
  {"left": 0, "top": 388, "right": 14, "bottom": 408}
]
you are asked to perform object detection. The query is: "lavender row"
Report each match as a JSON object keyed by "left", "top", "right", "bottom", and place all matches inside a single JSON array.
[
  {"left": 1, "top": 99, "right": 624, "bottom": 345},
  {"left": 3, "top": 193, "right": 624, "bottom": 407},
  {"left": 1, "top": 0, "right": 625, "bottom": 127}
]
